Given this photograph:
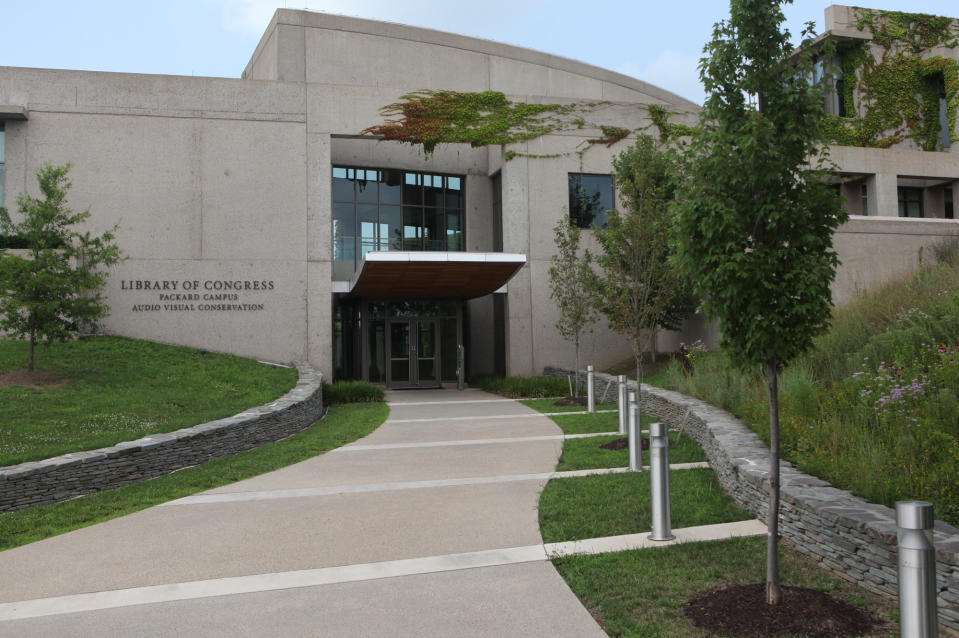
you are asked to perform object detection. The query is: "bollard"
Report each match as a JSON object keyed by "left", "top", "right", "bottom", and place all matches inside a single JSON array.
[
  {"left": 648, "top": 421, "right": 675, "bottom": 541},
  {"left": 456, "top": 345, "right": 465, "bottom": 391},
  {"left": 587, "top": 365, "right": 595, "bottom": 413},
  {"left": 617, "top": 375, "right": 627, "bottom": 435},
  {"left": 628, "top": 390, "right": 642, "bottom": 471},
  {"left": 897, "top": 501, "right": 938, "bottom": 638}
]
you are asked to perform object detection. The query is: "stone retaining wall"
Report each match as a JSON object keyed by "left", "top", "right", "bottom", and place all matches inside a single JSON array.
[
  {"left": 545, "top": 366, "right": 959, "bottom": 631},
  {"left": 0, "top": 363, "right": 324, "bottom": 512}
]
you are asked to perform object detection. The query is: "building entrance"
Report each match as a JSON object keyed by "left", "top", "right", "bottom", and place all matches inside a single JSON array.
[{"left": 387, "top": 318, "right": 440, "bottom": 388}]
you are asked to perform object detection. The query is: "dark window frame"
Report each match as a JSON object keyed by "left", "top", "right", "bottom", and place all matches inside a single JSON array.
[
  {"left": 568, "top": 172, "right": 614, "bottom": 229},
  {"left": 332, "top": 165, "right": 466, "bottom": 278},
  {"left": 898, "top": 186, "right": 924, "bottom": 218}
]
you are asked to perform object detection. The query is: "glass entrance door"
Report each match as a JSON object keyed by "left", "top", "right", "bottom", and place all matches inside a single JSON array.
[{"left": 387, "top": 319, "right": 441, "bottom": 389}]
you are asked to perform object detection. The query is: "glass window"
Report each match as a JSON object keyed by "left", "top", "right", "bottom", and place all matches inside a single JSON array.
[
  {"left": 332, "top": 166, "right": 467, "bottom": 279},
  {"left": 568, "top": 173, "right": 614, "bottom": 228},
  {"left": 898, "top": 187, "right": 923, "bottom": 218},
  {"left": 946, "top": 188, "right": 954, "bottom": 220},
  {"left": 860, "top": 183, "right": 868, "bottom": 216}
]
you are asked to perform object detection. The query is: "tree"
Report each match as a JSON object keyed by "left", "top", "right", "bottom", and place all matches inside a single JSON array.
[
  {"left": 548, "top": 217, "right": 597, "bottom": 395},
  {"left": 673, "top": 0, "right": 847, "bottom": 605},
  {"left": 0, "top": 164, "right": 122, "bottom": 371},
  {"left": 592, "top": 134, "right": 689, "bottom": 404}
]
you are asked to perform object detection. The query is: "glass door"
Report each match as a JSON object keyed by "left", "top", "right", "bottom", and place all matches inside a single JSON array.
[
  {"left": 388, "top": 321, "right": 411, "bottom": 387},
  {"left": 417, "top": 320, "right": 438, "bottom": 385},
  {"left": 387, "top": 318, "right": 441, "bottom": 389}
]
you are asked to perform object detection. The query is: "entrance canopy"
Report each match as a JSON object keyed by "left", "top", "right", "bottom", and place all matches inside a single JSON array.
[{"left": 346, "top": 252, "right": 526, "bottom": 300}]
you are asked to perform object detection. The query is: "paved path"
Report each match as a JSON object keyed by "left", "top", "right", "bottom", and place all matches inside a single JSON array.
[
  {"left": 0, "top": 389, "right": 608, "bottom": 637},
  {"left": 0, "top": 389, "right": 764, "bottom": 637}
]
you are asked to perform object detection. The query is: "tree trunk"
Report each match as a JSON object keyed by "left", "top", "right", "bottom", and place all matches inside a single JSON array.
[
  {"left": 574, "top": 333, "right": 581, "bottom": 397},
  {"left": 28, "top": 327, "right": 36, "bottom": 372},
  {"left": 766, "top": 357, "right": 782, "bottom": 605}
]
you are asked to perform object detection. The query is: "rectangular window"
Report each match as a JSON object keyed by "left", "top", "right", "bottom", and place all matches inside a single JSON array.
[
  {"left": 860, "top": 182, "right": 868, "bottom": 216},
  {"left": 568, "top": 173, "right": 614, "bottom": 228},
  {"left": 332, "top": 165, "right": 466, "bottom": 279},
  {"left": 946, "top": 188, "right": 954, "bottom": 220},
  {"left": 898, "top": 187, "right": 924, "bottom": 218}
]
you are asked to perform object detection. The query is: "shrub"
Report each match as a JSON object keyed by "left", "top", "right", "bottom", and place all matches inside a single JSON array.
[
  {"left": 323, "top": 380, "right": 384, "bottom": 405},
  {"left": 470, "top": 375, "right": 570, "bottom": 398}
]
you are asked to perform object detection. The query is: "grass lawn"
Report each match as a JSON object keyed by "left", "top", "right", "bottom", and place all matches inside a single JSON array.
[
  {"left": 519, "top": 397, "right": 617, "bottom": 413},
  {"left": 0, "top": 336, "right": 298, "bottom": 466},
  {"left": 539, "top": 469, "right": 753, "bottom": 543},
  {"left": 0, "top": 402, "right": 388, "bottom": 550},
  {"left": 553, "top": 536, "right": 897, "bottom": 637},
  {"left": 556, "top": 434, "right": 707, "bottom": 472}
]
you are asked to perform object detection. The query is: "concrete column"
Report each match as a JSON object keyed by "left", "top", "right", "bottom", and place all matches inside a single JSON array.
[{"left": 872, "top": 173, "right": 899, "bottom": 217}]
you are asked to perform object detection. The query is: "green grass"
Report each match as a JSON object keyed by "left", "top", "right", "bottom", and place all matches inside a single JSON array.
[
  {"left": 555, "top": 434, "right": 708, "bottom": 471},
  {"left": 519, "top": 397, "right": 617, "bottom": 414},
  {"left": 470, "top": 375, "right": 570, "bottom": 397},
  {"left": 553, "top": 536, "right": 896, "bottom": 637},
  {"left": 0, "top": 336, "right": 299, "bottom": 466},
  {"left": 0, "top": 402, "right": 388, "bottom": 550},
  {"left": 539, "top": 470, "right": 753, "bottom": 542},
  {"left": 520, "top": 398, "right": 653, "bottom": 435},
  {"left": 649, "top": 259, "right": 959, "bottom": 526}
]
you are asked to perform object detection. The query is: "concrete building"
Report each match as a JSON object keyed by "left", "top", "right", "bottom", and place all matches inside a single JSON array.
[{"left": 0, "top": 6, "right": 956, "bottom": 384}]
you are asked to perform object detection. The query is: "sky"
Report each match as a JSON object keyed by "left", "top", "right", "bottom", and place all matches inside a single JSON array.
[{"left": 1, "top": 1, "right": 957, "bottom": 105}]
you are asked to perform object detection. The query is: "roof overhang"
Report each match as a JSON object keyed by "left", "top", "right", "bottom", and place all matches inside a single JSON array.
[
  {"left": 346, "top": 252, "right": 526, "bottom": 300},
  {"left": 0, "top": 105, "right": 28, "bottom": 120}
]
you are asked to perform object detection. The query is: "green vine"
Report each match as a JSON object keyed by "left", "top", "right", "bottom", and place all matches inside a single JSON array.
[
  {"left": 361, "top": 90, "right": 579, "bottom": 156},
  {"left": 363, "top": 90, "right": 642, "bottom": 159},
  {"left": 646, "top": 104, "right": 696, "bottom": 143},
  {"left": 824, "top": 9, "right": 959, "bottom": 151}
]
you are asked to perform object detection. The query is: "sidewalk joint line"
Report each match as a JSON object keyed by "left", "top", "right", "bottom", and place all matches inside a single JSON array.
[{"left": 0, "top": 519, "right": 763, "bottom": 622}]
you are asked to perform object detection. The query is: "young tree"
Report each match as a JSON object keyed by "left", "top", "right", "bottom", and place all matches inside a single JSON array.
[
  {"left": 593, "top": 135, "right": 689, "bottom": 407},
  {"left": 674, "top": 0, "right": 847, "bottom": 605},
  {"left": 0, "top": 163, "right": 122, "bottom": 371},
  {"left": 548, "top": 217, "right": 597, "bottom": 396}
]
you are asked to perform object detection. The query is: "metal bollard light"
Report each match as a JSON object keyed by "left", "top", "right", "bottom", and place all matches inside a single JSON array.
[
  {"left": 457, "top": 345, "right": 465, "bottom": 391},
  {"left": 586, "top": 365, "right": 595, "bottom": 413},
  {"left": 648, "top": 421, "right": 675, "bottom": 541},
  {"left": 897, "top": 501, "right": 938, "bottom": 638},
  {"left": 617, "top": 375, "right": 627, "bottom": 435},
  {"left": 628, "top": 390, "right": 642, "bottom": 471}
]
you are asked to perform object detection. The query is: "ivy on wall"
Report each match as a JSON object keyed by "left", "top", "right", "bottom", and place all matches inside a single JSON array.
[
  {"left": 823, "top": 8, "right": 959, "bottom": 151},
  {"left": 362, "top": 90, "right": 695, "bottom": 159}
]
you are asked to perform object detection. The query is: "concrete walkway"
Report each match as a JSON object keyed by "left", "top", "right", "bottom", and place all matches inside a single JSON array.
[{"left": 0, "top": 389, "right": 763, "bottom": 637}]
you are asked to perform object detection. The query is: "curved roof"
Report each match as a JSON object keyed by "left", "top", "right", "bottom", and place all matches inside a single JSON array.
[{"left": 244, "top": 9, "right": 699, "bottom": 110}]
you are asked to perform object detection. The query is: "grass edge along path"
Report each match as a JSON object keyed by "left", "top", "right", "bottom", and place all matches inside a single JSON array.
[
  {"left": 0, "top": 402, "right": 388, "bottom": 551},
  {"left": 553, "top": 535, "right": 898, "bottom": 637}
]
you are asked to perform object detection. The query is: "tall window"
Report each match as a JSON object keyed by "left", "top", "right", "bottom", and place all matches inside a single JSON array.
[
  {"left": 332, "top": 166, "right": 464, "bottom": 279},
  {"left": 946, "top": 188, "right": 954, "bottom": 220},
  {"left": 898, "top": 187, "right": 923, "bottom": 218},
  {"left": 568, "top": 173, "right": 613, "bottom": 228}
]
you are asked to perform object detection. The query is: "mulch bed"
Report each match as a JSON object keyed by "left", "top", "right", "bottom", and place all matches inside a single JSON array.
[
  {"left": 685, "top": 583, "right": 886, "bottom": 637},
  {"left": 0, "top": 370, "right": 69, "bottom": 389},
  {"left": 599, "top": 436, "right": 649, "bottom": 451}
]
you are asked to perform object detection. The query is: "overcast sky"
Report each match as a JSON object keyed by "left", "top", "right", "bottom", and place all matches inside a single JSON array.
[{"left": 2, "top": 1, "right": 957, "bottom": 105}]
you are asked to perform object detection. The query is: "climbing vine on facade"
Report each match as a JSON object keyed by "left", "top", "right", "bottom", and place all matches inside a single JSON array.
[
  {"left": 363, "top": 90, "right": 695, "bottom": 159},
  {"left": 823, "top": 8, "right": 959, "bottom": 151}
]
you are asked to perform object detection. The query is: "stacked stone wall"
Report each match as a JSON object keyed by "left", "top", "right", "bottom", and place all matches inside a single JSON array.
[
  {"left": 0, "top": 363, "right": 324, "bottom": 512},
  {"left": 544, "top": 366, "right": 959, "bottom": 631}
]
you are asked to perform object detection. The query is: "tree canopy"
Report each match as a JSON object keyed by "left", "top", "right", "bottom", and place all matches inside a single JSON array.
[
  {"left": 0, "top": 164, "right": 122, "bottom": 370},
  {"left": 674, "top": 0, "right": 848, "bottom": 604}
]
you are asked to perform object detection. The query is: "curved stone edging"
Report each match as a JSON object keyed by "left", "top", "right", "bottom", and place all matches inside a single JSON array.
[
  {"left": 544, "top": 366, "right": 959, "bottom": 630},
  {"left": 0, "top": 363, "right": 324, "bottom": 513}
]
